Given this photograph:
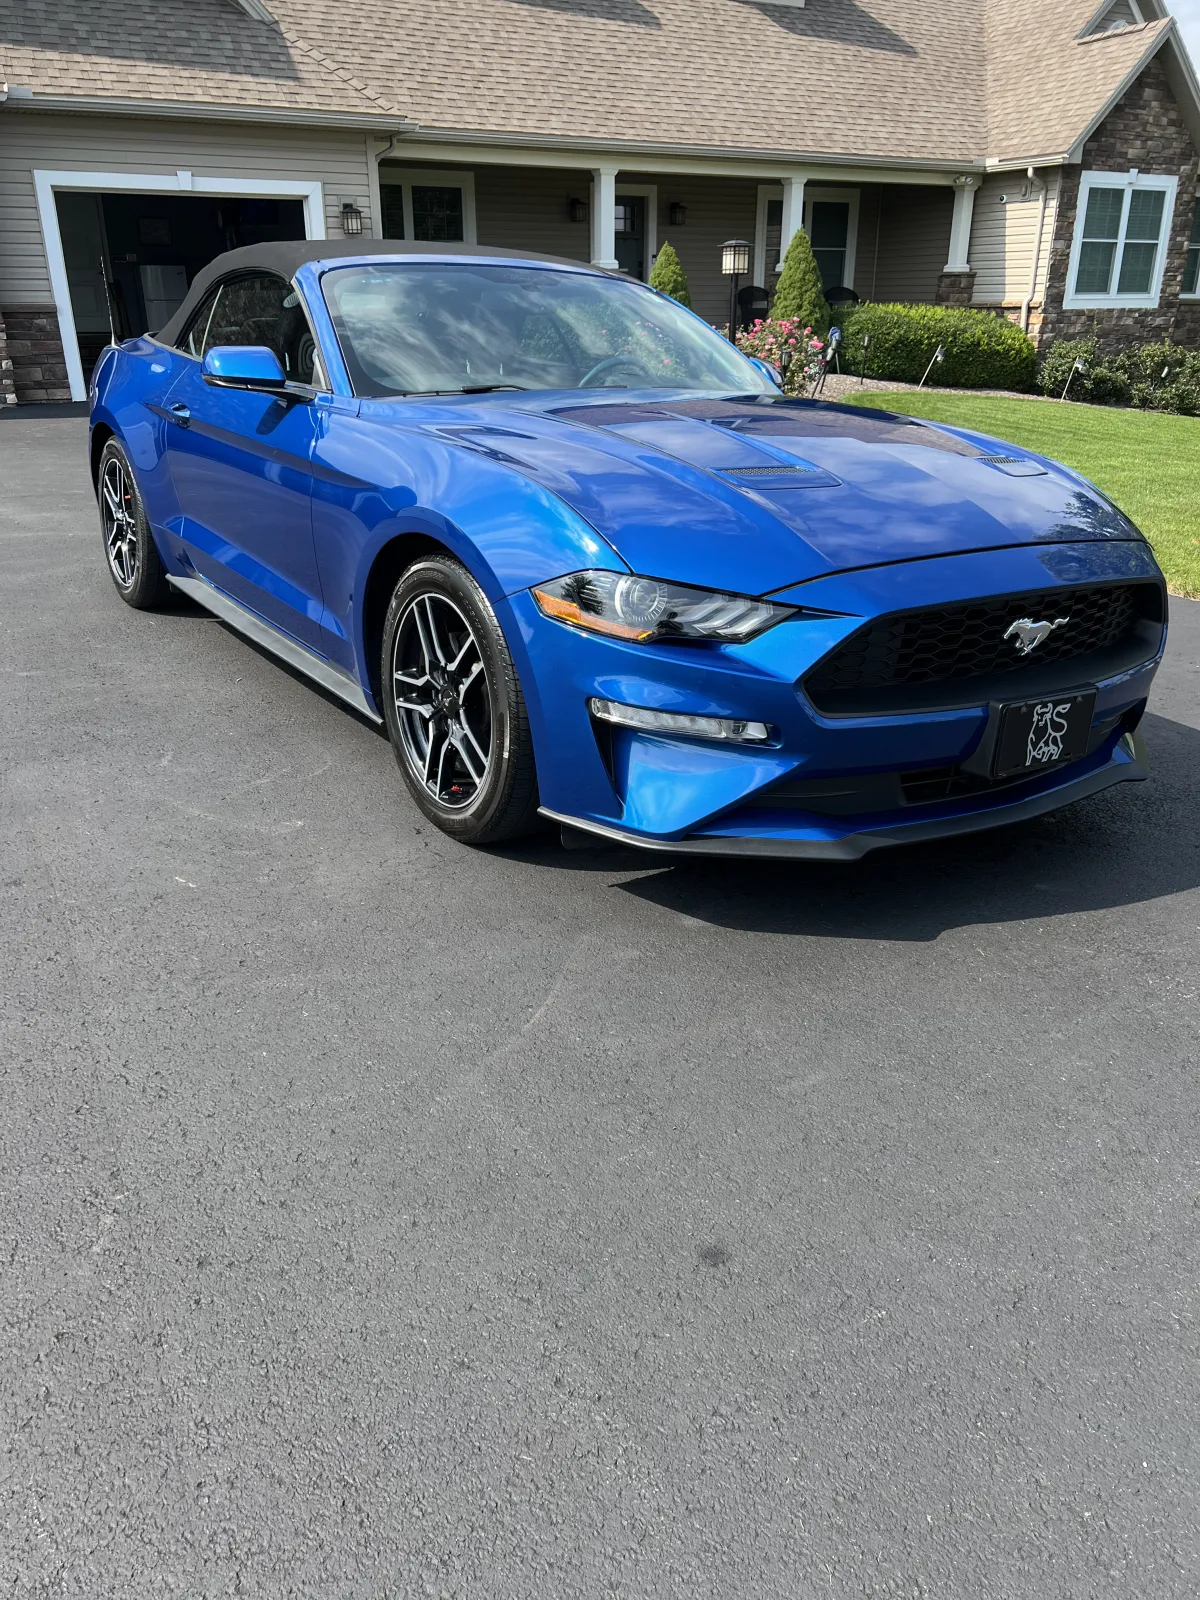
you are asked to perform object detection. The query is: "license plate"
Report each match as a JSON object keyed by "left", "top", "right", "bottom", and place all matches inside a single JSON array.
[{"left": 993, "top": 691, "right": 1097, "bottom": 779}]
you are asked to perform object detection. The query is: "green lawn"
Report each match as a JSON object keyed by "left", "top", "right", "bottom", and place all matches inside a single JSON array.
[{"left": 846, "top": 391, "right": 1200, "bottom": 598}]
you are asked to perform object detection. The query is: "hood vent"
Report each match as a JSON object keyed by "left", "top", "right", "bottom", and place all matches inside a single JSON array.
[
  {"left": 976, "top": 453, "right": 1047, "bottom": 477},
  {"left": 720, "top": 461, "right": 841, "bottom": 489}
]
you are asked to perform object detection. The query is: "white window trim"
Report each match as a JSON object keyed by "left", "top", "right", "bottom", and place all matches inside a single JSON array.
[
  {"left": 754, "top": 183, "right": 859, "bottom": 293},
  {"left": 754, "top": 183, "right": 780, "bottom": 287},
  {"left": 1063, "top": 169, "right": 1178, "bottom": 310},
  {"left": 34, "top": 167, "right": 325, "bottom": 402},
  {"left": 804, "top": 187, "right": 860, "bottom": 292},
  {"left": 379, "top": 168, "right": 477, "bottom": 245},
  {"left": 1182, "top": 201, "right": 1200, "bottom": 299}
]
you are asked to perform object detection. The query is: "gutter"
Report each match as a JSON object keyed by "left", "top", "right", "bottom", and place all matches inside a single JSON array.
[
  {"left": 401, "top": 122, "right": 989, "bottom": 176},
  {"left": 0, "top": 91, "right": 985, "bottom": 176},
  {"left": 0, "top": 91, "right": 416, "bottom": 134}
]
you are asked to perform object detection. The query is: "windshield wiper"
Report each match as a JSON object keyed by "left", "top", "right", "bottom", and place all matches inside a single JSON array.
[{"left": 398, "top": 383, "right": 532, "bottom": 397}]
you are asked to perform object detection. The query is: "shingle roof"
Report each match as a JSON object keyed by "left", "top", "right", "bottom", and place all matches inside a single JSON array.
[
  {"left": 0, "top": 0, "right": 399, "bottom": 117},
  {"left": 0, "top": 0, "right": 1194, "bottom": 166},
  {"left": 986, "top": 1, "right": 1174, "bottom": 162}
]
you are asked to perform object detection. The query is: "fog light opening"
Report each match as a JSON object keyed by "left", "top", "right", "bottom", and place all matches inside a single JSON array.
[{"left": 588, "top": 697, "right": 773, "bottom": 744}]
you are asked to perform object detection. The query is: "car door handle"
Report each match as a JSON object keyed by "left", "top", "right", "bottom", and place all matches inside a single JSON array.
[{"left": 167, "top": 402, "right": 191, "bottom": 426}]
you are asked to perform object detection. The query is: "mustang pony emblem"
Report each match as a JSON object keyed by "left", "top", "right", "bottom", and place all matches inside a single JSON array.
[{"left": 1004, "top": 616, "right": 1070, "bottom": 656}]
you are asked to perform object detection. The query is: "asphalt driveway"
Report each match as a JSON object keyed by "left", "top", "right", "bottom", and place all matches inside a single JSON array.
[{"left": 3, "top": 412, "right": 1199, "bottom": 1599}]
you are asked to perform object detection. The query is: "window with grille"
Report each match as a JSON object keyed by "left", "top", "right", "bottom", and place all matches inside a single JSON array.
[
  {"left": 1065, "top": 172, "right": 1177, "bottom": 308},
  {"left": 1184, "top": 201, "right": 1200, "bottom": 297},
  {"left": 377, "top": 171, "right": 475, "bottom": 248}
]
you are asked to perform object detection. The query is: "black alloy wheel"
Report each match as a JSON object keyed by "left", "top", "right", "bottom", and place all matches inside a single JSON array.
[
  {"left": 96, "top": 438, "right": 171, "bottom": 609},
  {"left": 381, "top": 555, "right": 541, "bottom": 843}
]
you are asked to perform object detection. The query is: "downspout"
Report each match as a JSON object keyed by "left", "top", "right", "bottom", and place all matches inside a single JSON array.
[
  {"left": 370, "top": 132, "right": 403, "bottom": 239},
  {"left": 1021, "top": 166, "right": 1049, "bottom": 334}
]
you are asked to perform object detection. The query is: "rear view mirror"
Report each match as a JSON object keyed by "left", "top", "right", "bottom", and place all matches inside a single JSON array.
[{"left": 202, "top": 346, "right": 287, "bottom": 392}]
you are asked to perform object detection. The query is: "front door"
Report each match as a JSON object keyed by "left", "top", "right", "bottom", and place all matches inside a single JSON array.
[
  {"left": 161, "top": 272, "right": 326, "bottom": 651},
  {"left": 615, "top": 195, "right": 647, "bottom": 279}
]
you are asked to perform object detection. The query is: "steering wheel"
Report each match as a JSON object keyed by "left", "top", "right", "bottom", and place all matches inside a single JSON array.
[{"left": 578, "top": 354, "right": 654, "bottom": 389}]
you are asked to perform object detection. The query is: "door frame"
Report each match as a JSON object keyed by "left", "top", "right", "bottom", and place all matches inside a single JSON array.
[
  {"left": 754, "top": 183, "right": 860, "bottom": 295},
  {"left": 591, "top": 181, "right": 657, "bottom": 278},
  {"left": 34, "top": 168, "right": 326, "bottom": 401}
]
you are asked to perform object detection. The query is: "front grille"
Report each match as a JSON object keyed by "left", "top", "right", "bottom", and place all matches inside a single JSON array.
[
  {"left": 803, "top": 582, "right": 1162, "bottom": 715},
  {"left": 741, "top": 708, "right": 1138, "bottom": 818}
]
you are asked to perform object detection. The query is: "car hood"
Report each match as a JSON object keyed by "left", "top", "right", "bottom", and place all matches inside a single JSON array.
[{"left": 404, "top": 392, "right": 1143, "bottom": 596}]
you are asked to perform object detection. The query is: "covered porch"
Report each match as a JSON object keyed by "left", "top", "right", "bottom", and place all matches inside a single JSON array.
[{"left": 374, "top": 145, "right": 981, "bottom": 327}]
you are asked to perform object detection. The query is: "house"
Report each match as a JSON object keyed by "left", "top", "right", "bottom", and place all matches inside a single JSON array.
[{"left": 1, "top": 0, "right": 1198, "bottom": 403}]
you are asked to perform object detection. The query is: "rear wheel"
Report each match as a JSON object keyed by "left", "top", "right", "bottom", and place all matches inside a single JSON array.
[
  {"left": 97, "top": 438, "right": 170, "bottom": 609},
  {"left": 381, "top": 555, "right": 542, "bottom": 844}
]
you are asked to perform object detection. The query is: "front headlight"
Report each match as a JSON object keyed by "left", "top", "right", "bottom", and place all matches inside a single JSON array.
[{"left": 531, "top": 570, "right": 797, "bottom": 644}]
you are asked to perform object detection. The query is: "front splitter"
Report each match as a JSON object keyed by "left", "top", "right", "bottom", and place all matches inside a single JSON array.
[{"left": 540, "top": 733, "right": 1147, "bottom": 861}]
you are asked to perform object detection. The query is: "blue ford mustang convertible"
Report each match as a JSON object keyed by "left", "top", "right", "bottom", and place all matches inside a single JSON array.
[{"left": 89, "top": 239, "right": 1166, "bottom": 858}]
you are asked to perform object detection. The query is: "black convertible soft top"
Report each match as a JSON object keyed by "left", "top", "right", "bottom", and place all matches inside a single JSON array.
[{"left": 156, "top": 238, "right": 600, "bottom": 347}]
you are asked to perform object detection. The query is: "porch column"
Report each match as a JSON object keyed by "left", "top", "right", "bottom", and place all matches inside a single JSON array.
[
  {"left": 591, "top": 165, "right": 619, "bottom": 269},
  {"left": 776, "top": 173, "right": 807, "bottom": 271},
  {"left": 945, "top": 175, "right": 980, "bottom": 273}
]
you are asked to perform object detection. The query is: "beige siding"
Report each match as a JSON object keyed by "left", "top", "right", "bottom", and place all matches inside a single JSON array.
[
  {"left": 869, "top": 185, "right": 954, "bottom": 303},
  {"left": 644, "top": 174, "right": 760, "bottom": 327},
  {"left": 0, "top": 110, "right": 376, "bottom": 304},
  {"left": 473, "top": 165, "right": 594, "bottom": 264},
  {"left": 853, "top": 185, "right": 882, "bottom": 300},
  {"left": 969, "top": 170, "right": 1060, "bottom": 308},
  {"left": 463, "top": 164, "right": 760, "bottom": 327}
]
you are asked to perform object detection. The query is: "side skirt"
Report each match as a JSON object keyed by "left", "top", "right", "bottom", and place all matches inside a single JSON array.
[{"left": 166, "top": 574, "right": 382, "bottom": 725}]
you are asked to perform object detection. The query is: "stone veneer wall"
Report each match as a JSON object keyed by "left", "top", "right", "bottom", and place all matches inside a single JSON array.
[
  {"left": 0, "top": 309, "right": 18, "bottom": 404},
  {"left": 1041, "top": 55, "right": 1200, "bottom": 352},
  {"left": 935, "top": 270, "right": 977, "bottom": 307},
  {"left": 0, "top": 307, "right": 73, "bottom": 402}
]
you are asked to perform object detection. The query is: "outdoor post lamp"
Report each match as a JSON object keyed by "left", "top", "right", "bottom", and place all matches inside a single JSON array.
[
  {"left": 340, "top": 201, "right": 363, "bottom": 236},
  {"left": 721, "top": 239, "right": 751, "bottom": 344}
]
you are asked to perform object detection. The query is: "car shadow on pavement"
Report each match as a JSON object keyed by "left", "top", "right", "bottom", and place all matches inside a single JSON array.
[
  {"left": 520, "top": 712, "right": 1200, "bottom": 941},
  {"left": 166, "top": 590, "right": 392, "bottom": 738}
]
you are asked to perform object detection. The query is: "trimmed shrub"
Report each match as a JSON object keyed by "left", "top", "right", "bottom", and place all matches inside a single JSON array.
[
  {"left": 649, "top": 239, "right": 692, "bottom": 308},
  {"left": 1115, "top": 339, "right": 1200, "bottom": 415},
  {"left": 839, "top": 302, "right": 1037, "bottom": 391},
  {"left": 1035, "top": 339, "right": 1130, "bottom": 405},
  {"left": 1036, "top": 337, "right": 1200, "bottom": 414},
  {"left": 770, "top": 227, "right": 830, "bottom": 333}
]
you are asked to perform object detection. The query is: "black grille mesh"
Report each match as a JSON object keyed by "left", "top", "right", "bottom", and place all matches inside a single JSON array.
[{"left": 805, "top": 583, "right": 1153, "bottom": 709}]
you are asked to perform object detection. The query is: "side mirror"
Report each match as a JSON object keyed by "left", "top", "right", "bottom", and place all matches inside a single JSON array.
[
  {"left": 202, "top": 345, "right": 287, "bottom": 392},
  {"left": 745, "top": 355, "right": 784, "bottom": 390}
]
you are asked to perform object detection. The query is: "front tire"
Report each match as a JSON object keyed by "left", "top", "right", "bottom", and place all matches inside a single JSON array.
[
  {"left": 381, "top": 556, "right": 541, "bottom": 844},
  {"left": 96, "top": 438, "right": 170, "bottom": 609}
]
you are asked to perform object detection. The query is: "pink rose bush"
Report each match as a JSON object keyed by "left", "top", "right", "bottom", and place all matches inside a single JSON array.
[{"left": 733, "top": 317, "right": 826, "bottom": 395}]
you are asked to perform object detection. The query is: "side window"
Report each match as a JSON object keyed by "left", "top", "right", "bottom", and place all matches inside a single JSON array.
[
  {"left": 201, "top": 273, "right": 324, "bottom": 385},
  {"left": 180, "top": 287, "right": 220, "bottom": 358}
]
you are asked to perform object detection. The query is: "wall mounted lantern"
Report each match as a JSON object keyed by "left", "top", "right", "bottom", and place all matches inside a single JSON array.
[
  {"left": 341, "top": 201, "right": 363, "bottom": 236},
  {"left": 668, "top": 202, "right": 687, "bottom": 227},
  {"left": 568, "top": 197, "right": 589, "bottom": 223}
]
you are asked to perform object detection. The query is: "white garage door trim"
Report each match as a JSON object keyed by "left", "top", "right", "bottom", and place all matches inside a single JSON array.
[{"left": 34, "top": 169, "right": 326, "bottom": 401}]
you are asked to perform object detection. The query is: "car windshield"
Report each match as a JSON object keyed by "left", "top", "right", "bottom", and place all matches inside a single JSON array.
[{"left": 321, "top": 262, "right": 773, "bottom": 398}]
